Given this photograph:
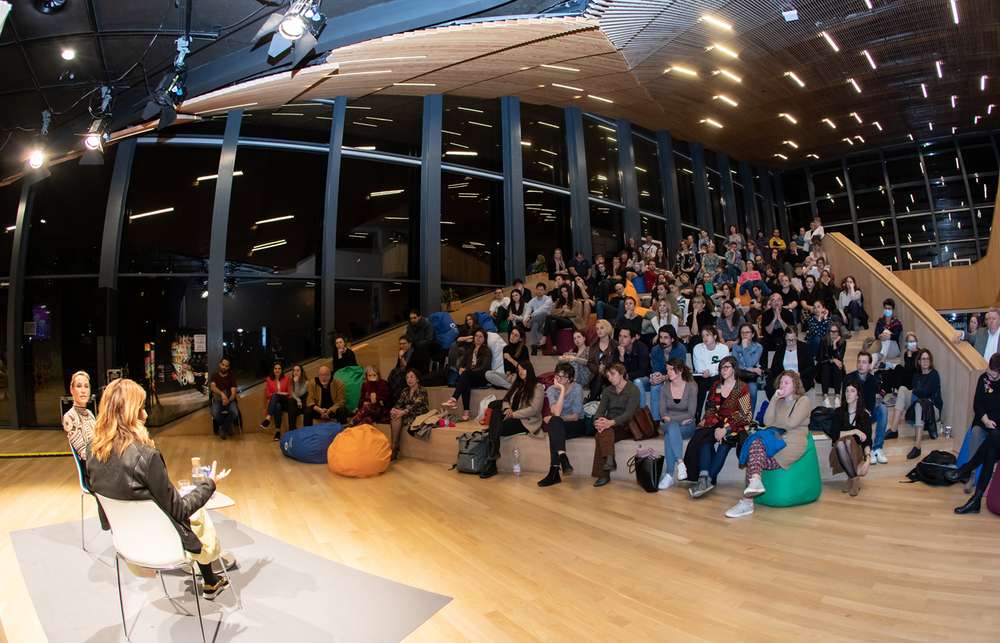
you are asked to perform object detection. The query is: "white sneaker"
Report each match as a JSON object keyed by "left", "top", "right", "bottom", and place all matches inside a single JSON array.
[
  {"left": 834, "top": 396, "right": 841, "bottom": 407},
  {"left": 658, "top": 473, "right": 674, "bottom": 490},
  {"left": 675, "top": 462, "right": 688, "bottom": 481},
  {"left": 725, "top": 499, "right": 754, "bottom": 518},
  {"left": 745, "top": 477, "right": 766, "bottom": 497},
  {"left": 875, "top": 449, "right": 888, "bottom": 464},
  {"left": 869, "top": 452, "right": 878, "bottom": 465},
  {"left": 822, "top": 398, "right": 832, "bottom": 408}
]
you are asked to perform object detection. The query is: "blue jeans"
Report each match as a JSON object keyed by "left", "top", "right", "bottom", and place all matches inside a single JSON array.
[
  {"left": 808, "top": 335, "right": 822, "bottom": 360},
  {"left": 211, "top": 399, "right": 240, "bottom": 435},
  {"left": 871, "top": 403, "right": 888, "bottom": 450},
  {"left": 267, "top": 394, "right": 287, "bottom": 429},
  {"left": 634, "top": 377, "right": 652, "bottom": 417},
  {"left": 595, "top": 299, "right": 624, "bottom": 321},
  {"left": 663, "top": 420, "right": 696, "bottom": 467},
  {"left": 747, "top": 382, "right": 758, "bottom": 418},
  {"left": 650, "top": 381, "right": 662, "bottom": 422},
  {"left": 700, "top": 441, "right": 733, "bottom": 480}
]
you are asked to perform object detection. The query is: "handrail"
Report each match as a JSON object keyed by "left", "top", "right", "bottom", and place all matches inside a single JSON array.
[{"left": 824, "top": 231, "right": 984, "bottom": 445}]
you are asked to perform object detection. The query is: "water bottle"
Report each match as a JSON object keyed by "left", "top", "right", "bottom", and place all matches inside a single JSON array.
[
  {"left": 512, "top": 445, "right": 521, "bottom": 476},
  {"left": 191, "top": 457, "right": 205, "bottom": 485}
]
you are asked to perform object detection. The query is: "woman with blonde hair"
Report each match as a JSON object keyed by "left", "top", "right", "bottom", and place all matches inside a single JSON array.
[
  {"left": 86, "top": 379, "right": 233, "bottom": 600},
  {"left": 586, "top": 319, "right": 618, "bottom": 400},
  {"left": 350, "top": 365, "right": 395, "bottom": 426},
  {"left": 62, "top": 370, "right": 95, "bottom": 461}
]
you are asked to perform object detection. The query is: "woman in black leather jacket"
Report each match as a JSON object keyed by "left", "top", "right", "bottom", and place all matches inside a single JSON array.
[{"left": 87, "top": 379, "right": 233, "bottom": 600}]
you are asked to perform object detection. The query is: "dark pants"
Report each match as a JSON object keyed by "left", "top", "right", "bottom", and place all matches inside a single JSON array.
[
  {"left": 818, "top": 362, "right": 845, "bottom": 395},
  {"left": 266, "top": 394, "right": 287, "bottom": 430},
  {"left": 546, "top": 416, "right": 586, "bottom": 466},
  {"left": 287, "top": 399, "right": 302, "bottom": 429},
  {"left": 486, "top": 400, "right": 529, "bottom": 451},
  {"left": 452, "top": 369, "right": 490, "bottom": 411},
  {"left": 961, "top": 429, "right": 1000, "bottom": 494},
  {"left": 211, "top": 400, "right": 239, "bottom": 436},
  {"left": 590, "top": 374, "right": 609, "bottom": 401},
  {"left": 699, "top": 441, "right": 734, "bottom": 480},
  {"left": 304, "top": 406, "right": 347, "bottom": 426},
  {"left": 694, "top": 376, "right": 716, "bottom": 421},
  {"left": 591, "top": 423, "right": 631, "bottom": 477},
  {"left": 543, "top": 315, "right": 575, "bottom": 345}
]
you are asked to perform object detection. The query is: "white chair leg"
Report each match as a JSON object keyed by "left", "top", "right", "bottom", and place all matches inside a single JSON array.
[
  {"left": 80, "top": 493, "right": 86, "bottom": 552},
  {"left": 159, "top": 571, "right": 169, "bottom": 597},
  {"left": 219, "top": 562, "right": 242, "bottom": 610},
  {"left": 190, "top": 567, "right": 207, "bottom": 643},
  {"left": 115, "top": 556, "right": 131, "bottom": 642}
]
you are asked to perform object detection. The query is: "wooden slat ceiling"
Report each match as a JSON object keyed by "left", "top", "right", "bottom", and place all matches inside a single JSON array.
[{"left": 178, "top": 1, "right": 999, "bottom": 167}]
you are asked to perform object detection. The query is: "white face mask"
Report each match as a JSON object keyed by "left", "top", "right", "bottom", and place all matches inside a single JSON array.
[{"left": 883, "top": 309, "right": 893, "bottom": 317}]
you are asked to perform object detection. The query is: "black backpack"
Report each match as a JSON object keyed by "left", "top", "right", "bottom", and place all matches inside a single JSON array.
[
  {"left": 904, "top": 450, "right": 957, "bottom": 486},
  {"left": 808, "top": 407, "right": 834, "bottom": 437},
  {"left": 454, "top": 431, "right": 489, "bottom": 474}
]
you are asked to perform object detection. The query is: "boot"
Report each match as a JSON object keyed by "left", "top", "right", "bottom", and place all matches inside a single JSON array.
[
  {"left": 390, "top": 443, "right": 400, "bottom": 462},
  {"left": 955, "top": 495, "right": 982, "bottom": 514},
  {"left": 487, "top": 439, "right": 501, "bottom": 461},
  {"left": 603, "top": 454, "right": 617, "bottom": 471},
  {"left": 479, "top": 460, "right": 498, "bottom": 479},
  {"left": 842, "top": 477, "right": 853, "bottom": 493},
  {"left": 849, "top": 477, "right": 861, "bottom": 497},
  {"left": 537, "top": 466, "right": 562, "bottom": 487},
  {"left": 559, "top": 452, "right": 574, "bottom": 474}
]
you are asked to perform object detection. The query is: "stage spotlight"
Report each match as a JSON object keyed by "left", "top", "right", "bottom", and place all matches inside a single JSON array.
[
  {"left": 80, "top": 87, "right": 113, "bottom": 164},
  {"left": 253, "top": 0, "right": 327, "bottom": 67},
  {"left": 28, "top": 149, "right": 45, "bottom": 169},
  {"left": 25, "top": 110, "right": 52, "bottom": 178},
  {"left": 142, "top": 37, "right": 189, "bottom": 129},
  {"left": 33, "top": 0, "right": 67, "bottom": 14}
]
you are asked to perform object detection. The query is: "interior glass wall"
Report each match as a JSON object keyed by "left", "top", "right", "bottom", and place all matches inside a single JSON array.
[
  {"left": 442, "top": 97, "right": 502, "bottom": 173},
  {"left": 520, "top": 103, "right": 568, "bottom": 187},
  {"left": 440, "top": 172, "right": 504, "bottom": 286},
  {"left": 590, "top": 201, "right": 624, "bottom": 258},
  {"left": 343, "top": 95, "right": 423, "bottom": 157},
  {"left": 583, "top": 116, "right": 621, "bottom": 203},
  {"left": 523, "top": 188, "right": 572, "bottom": 272}
]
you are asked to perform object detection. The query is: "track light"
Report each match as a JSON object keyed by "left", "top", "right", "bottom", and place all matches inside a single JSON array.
[
  {"left": 141, "top": 38, "right": 189, "bottom": 129},
  {"left": 80, "top": 86, "right": 113, "bottom": 165},
  {"left": 253, "top": 0, "right": 327, "bottom": 67},
  {"left": 25, "top": 110, "right": 52, "bottom": 179}
]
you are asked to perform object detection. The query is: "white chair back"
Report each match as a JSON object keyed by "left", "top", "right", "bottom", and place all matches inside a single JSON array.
[
  {"left": 96, "top": 495, "right": 188, "bottom": 569},
  {"left": 72, "top": 452, "right": 90, "bottom": 494}
]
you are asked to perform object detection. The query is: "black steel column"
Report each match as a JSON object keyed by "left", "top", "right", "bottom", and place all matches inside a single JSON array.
[
  {"left": 322, "top": 96, "right": 347, "bottom": 356},
  {"left": 760, "top": 168, "right": 776, "bottom": 235},
  {"left": 689, "top": 142, "right": 712, "bottom": 237},
  {"left": 954, "top": 140, "right": 981, "bottom": 260},
  {"left": 501, "top": 96, "right": 526, "bottom": 283},
  {"left": 718, "top": 152, "right": 738, "bottom": 234},
  {"left": 616, "top": 119, "right": 641, "bottom": 244},
  {"left": 656, "top": 130, "right": 681, "bottom": 255},
  {"left": 774, "top": 172, "right": 790, "bottom": 240},
  {"left": 565, "top": 107, "right": 591, "bottom": 260},
  {"left": 739, "top": 161, "right": 759, "bottom": 239},
  {"left": 805, "top": 163, "right": 819, "bottom": 221},
  {"left": 419, "top": 94, "right": 443, "bottom": 316},
  {"left": 6, "top": 180, "right": 35, "bottom": 429},
  {"left": 206, "top": 109, "right": 243, "bottom": 371},
  {"left": 916, "top": 147, "right": 942, "bottom": 264}
]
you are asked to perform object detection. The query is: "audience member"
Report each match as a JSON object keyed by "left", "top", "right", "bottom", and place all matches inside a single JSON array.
[
  {"left": 724, "top": 242, "right": 743, "bottom": 282},
  {"left": 649, "top": 325, "right": 686, "bottom": 421},
  {"left": 506, "top": 288, "right": 528, "bottom": 333},
  {"left": 946, "top": 354, "right": 1000, "bottom": 513},
  {"left": 693, "top": 325, "right": 730, "bottom": 418},
  {"left": 815, "top": 322, "right": 847, "bottom": 408},
  {"left": 406, "top": 310, "right": 439, "bottom": 357},
  {"left": 760, "top": 293, "right": 795, "bottom": 356},
  {"left": 587, "top": 320, "right": 619, "bottom": 400},
  {"left": 388, "top": 369, "right": 429, "bottom": 461},
  {"left": 596, "top": 281, "right": 625, "bottom": 321},
  {"left": 867, "top": 298, "right": 903, "bottom": 368},
  {"left": 567, "top": 249, "right": 592, "bottom": 282},
  {"left": 331, "top": 335, "right": 358, "bottom": 374},
  {"left": 747, "top": 284, "right": 766, "bottom": 324},
  {"left": 537, "top": 363, "right": 587, "bottom": 487},
  {"left": 686, "top": 295, "right": 715, "bottom": 352},
  {"left": 963, "top": 314, "right": 981, "bottom": 348},
  {"left": 727, "top": 225, "right": 746, "bottom": 251},
  {"left": 62, "top": 370, "right": 95, "bottom": 461},
  {"left": 799, "top": 274, "right": 822, "bottom": 320},
  {"left": 572, "top": 275, "right": 596, "bottom": 320},
  {"left": 548, "top": 248, "right": 570, "bottom": 277},
  {"left": 305, "top": 366, "right": 347, "bottom": 426},
  {"left": 210, "top": 358, "right": 239, "bottom": 440},
  {"left": 559, "top": 329, "right": 592, "bottom": 391},
  {"left": 838, "top": 276, "right": 868, "bottom": 331},
  {"left": 647, "top": 298, "right": 680, "bottom": 338},
  {"left": 685, "top": 356, "right": 752, "bottom": 499},
  {"left": 489, "top": 288, "right": 510, "bottom": 325},
  {"left": 693, "top": 282, "right": 716, "bottom": 315},
  {"left": 716, "top": 300, "right": 743, "bottom": 349},
  {"left": 951, "top": 308, "right": 1000, "bottom": 361},
  {"left": 591, "top": 363, "right": 641, "bottom": 488},
  {"left": 640, "top": 234, "right": 659, "bottom": 257},
  {"left": 618, "top": 327, "right": 651, "bottom": 411},
  {"left": 828, "top": 381, "right": 871, "bottom": 497},
  {"left": 443, "top": 328, "right": 493, "bottom": 422},
  {"left": 536, "top": 283, "right": 584, "bottom": 354},
  {"left": 262, "top": 362, "right": 291, "bottom": 441},
  {"left": 805, "top": 299, "right": 833, "bottom": 357},
  {"left": 783, "top": 242, "right": 808, "bottom": 274},
  {"left": 350, "top": 365, "right": 395, "bottom": 427},
  {"left": 530, "top": 254, "right": 547, "bottom": 274},
  {"left": 675, "top": 241, "right": 699, "bottom": 283},
  {"left": 699, "top": 244, "right": 721, "bottom": 282},
  {"left": 843, "top": 352, "right": 888, "bottom": 465},
  {"left": 657, "top": 358, "right": 698, "bottom": 490},
  {"left": 480, "top": 360, "right": 545, "bottom": 479},
  {"left": 712, "top": 261, "right": 732, "bottom": 288},
  {"left": 883, "top": 331, "right": 920, "bottom": 394},
  {"left": 488, "top": 326, "right": 527, "bottom": 389},
  {"left": 775, "top": 273, "right": 800, "bottom": 322},
  {"left": 523, "top": 282, "right": 554, "bottom": 348},
  {"left": 766, "top": 325, "right": 815, "bottom": 397},
  {"left": 768, "top": 229, "right": 787, "bottom": 251},
  {"left": 448, "top": 314, "right": 479, "bottom": 369},
  {"left": 732, "top": 323, "right": 764, "bottom": 412},
  {"left": 737, "top": 260, "right": 769, "bottom": 297},
  {"left": 288, "top": 364, "right": 308, "bottom": 430},
  {"left": 614, "top": 296, "right": 643, "bottom": 340},
  {"left": 888, "top": 348, "right": 942, "bottom": 460},
  {"left": 388, "top": 336, "right": 428, "bottom": 398},
  {"left": 697, "top": 230, "right": 711, "bottom": 252}
]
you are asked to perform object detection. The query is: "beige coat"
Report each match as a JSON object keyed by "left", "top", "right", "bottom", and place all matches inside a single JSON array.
[
  {"left": 502, "top": 383, "right": 545, "bottom": 436},
  {"left": 763, "top": 394, "right": 812, "bottom": 469}
]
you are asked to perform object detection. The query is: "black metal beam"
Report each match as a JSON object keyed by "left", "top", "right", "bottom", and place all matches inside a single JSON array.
[
  {"left": 564, "top": 106, "right": 591, "bottom": 260},
  {"left": 6, "top": 179, "right": 35, "bottom": 429},
  {"left": 739, "top": 161, "right": 759, "bottom": 239},
  {"left": 718, "top": 152, "right": 738, "bottom": 235},
  {"left": 322, "top": 96, "right": 347, "bottom": 356},
  {"left": 689, "top": 142, "right": 711, "bottom": 237},
  {"left": 616, "top": 119, "right": 640, "bottom": 244},
  {"left": 419, "top": 94, "right": 442, "bottom": 317},
  {"left": 656, "top": 130, "right": 681, "bottom": 255},
  {"left": 501, "top": 96, "right": 525, "bottom": 284}
]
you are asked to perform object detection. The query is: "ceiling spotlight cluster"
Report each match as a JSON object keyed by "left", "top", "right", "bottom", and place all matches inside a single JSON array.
[
  {"left": 141, "top": 36, "right": 190, "bottom": 129},
  {"left": 253, "top": 0, "right": 327, "bottom": 67}
]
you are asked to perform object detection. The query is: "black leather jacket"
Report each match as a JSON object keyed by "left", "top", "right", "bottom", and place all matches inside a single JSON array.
[{"left": 86, "top": 441, "right": 216, "bottom": 553}]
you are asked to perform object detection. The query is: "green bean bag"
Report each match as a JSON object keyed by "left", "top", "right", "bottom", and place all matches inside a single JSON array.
[
  {"left": 754, "top": 432, "right": 822, "bottom": 507},
  {"left": 334, "top": 365, "right": 365, "bottom": 412}
]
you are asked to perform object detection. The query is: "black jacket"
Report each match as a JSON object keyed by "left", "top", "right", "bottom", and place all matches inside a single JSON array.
[
  {"left": 769, "top": 340, "right": 815, "bottom": 390},
  {"left": 87, "top": 441, "right": 216, "bottom": 553}
]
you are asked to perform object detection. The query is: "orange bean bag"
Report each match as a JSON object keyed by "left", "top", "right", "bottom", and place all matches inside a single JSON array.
[{"left": 327, "top": 424, "right": 391, "bottom": 478}]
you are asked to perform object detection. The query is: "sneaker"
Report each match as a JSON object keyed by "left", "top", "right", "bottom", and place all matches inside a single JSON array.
[
  {"left": 273, "top": 430, "right": 281, "bottom": 441},
  {"left": 675, "top": 461, "right": 688, "bottom": 482},
  {"left": 822, "top": 398, "right": 832, "bottom": 408},
  {"left": 202, "top": 576, "right": 229, "bottom": 601},
  {"left": 690, "top": 476, "right": 714, "bottom": 498},
  {"left": 745, "top": 477, "right": 766, "bottom": 497},
  {"left": 884, "top": 430, "right": 899, "bottom": 440},
  {"left": 834, "top": 396, "right": 841, "bottom": 407},
  {"left": 869, "top": 452, "right": 878, "bottom": 465},
  {"left": 261, "top": 418, "right": 270, "bottom": 429},
  {"left": 725, "top": 499, "right": 754, "bottom": 518},
  {"left": 658, "top": 473, "right": 674, "bottom": 490},
  {"left": 875, "top": 449, "right": 888, "bottom": 464}
]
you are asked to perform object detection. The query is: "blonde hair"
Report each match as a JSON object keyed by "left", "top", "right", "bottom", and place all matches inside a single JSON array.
[
  {"left": 69, "top": 370, "right": 91, "bottom": 389},
  {"left": 596, "top": 319, "right": 614, "bottom": 337},
  {"left": 90, "top": 379, "right": 154, "bottom": 462},
  {"left": 364, "top": 364, "right": 382, "bottom": 380},
  {"left": 777, "top": 370, "right": 807, "bottom": 398}
]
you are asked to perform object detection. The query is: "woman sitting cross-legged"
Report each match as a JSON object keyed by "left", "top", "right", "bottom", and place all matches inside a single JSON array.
[
  {"left": 591, "top": 363, "right": 641, "bottom": 488},
  {"left": 828, "top": 380, "right": 871, "bottom": 497},
  {"left": 887, "top": 348, "right": 942, "bottom": 460},
  {"left": 443, "top": 328, "right": 493, "bottom": 422},
  {"left": 486, "top": 325, "right": 528, "bottom": 390},
  {"left": 537, "top": 363, "right": 587, "bottom": 487},
  {"left": 726, "top": 371, "right": 812, "bottom": 518},
  {"left": 815, "top": 321, "right": 847, "bottom": 408},
  {"left": 480, "top": 360, "right": 546, "bottom": 479},
  {"left": 657, "top": 358, "right": 698, "bottom": 490},
  {"left": 349, "top": 365, "right": 395, "bottom": 427},
  {"left": 683, "top": 356, "right": 752, "bottom": 498},
  {"left": 388, "top": 368, "right": 428, "bottom": 461}
]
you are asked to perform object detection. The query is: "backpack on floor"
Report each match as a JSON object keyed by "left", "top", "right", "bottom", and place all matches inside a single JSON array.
[
  {"left": 454, "top": 431, "right": 489, "bottom": 474},
  {"left": 904, "top": 450, "right": 958, "bottom": 486}
]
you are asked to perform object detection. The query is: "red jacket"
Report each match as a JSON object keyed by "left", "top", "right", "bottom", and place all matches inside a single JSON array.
[{"left": 264, "top": 375, "right": 291, "bottom": 406}]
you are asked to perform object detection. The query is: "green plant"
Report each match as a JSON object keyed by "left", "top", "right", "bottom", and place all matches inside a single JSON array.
[{"left": 441, "top": 287, "right": 459, "bottom": 304}]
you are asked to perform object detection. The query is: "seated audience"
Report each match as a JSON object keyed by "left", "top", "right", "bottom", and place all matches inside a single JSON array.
[
  {"left": 686, "top": 294, "right": 715, "bottom": 352},
  {"left": 506, "top": 288, "right": 528, "bottom": 334},
  {"left": 591, "top": 363, "right": 641, "bottom": 488},
  {"left": 406, "top": 310, "right": 439, "bottom": 356},
  {"left": 210, "top": 358, "right": 239, "bottom": 440},
  {"left": 727, "top": 225, "right": 746, "bottom": 251},
  {"left": 530, "top": 254, "right": 547, "bottom": 275},
  {"left": 815, "top": 322, "right": 847, "bottom": 408},
  {"left": 331, "top": 335, "right": 358, "bottom": 374},
  {"left": 828, "top": 381, "right": 872, "bottom": 497},
  {"left": 548, "top": 248, "right": 570, "bottom": 277},
  {"left": 737, "top": 260, "right": 769, "bottom": 297},
  {"left": 951, "top": 307, "right": 1000, "bottom": 361},
  {"left": 657, "top": 358, "right": 698, "bottom": 490},
  {"left": 617, "top": 327, "right": 651, "bottom": 411},
  {"left": 448, "top": 314, "right": 479, "bottom": 369},
  {"left": 747, "top": 284, "right": 767, "bottom": 324},
  {"left": 388, "top": 335, "right": 429, "bottom": 398},
  {"left": 305, "top": 366, "right": 348, "bottom": 426},
  {"left": 819, "top": 270, "right": 841, "bottom": 319},
  {"left": 349, "top": 365, "right": 395, "bottom": 427},
  {"left": 444, "top": 328, "right": 493, "bottom": 422},
  {"left": 62, "top": 370, "right": 95, "bottom": 461},
  {"left": 726, "top": 371, "right": 811, "bottom": 518},
  {"left": 558, "top": 328, "right": 592, "bottom": 391},
  {"left": 572, "top": 275, "right": 596, "bottom": 320},
  {"left": 614, "top": 296, "right": 644, "bottom": 340},
  {"left": 596, "top": 281, "right": 626, "bottom": 321},
  {"left": 587, "top": 320, "right": 619, "bottom": 400},
  {"left": 536, "top": 283, "right": 584, "bottom": 354},
  {"left": 766, "top": 325, "right": 815, "bottom": 397},
  {"left": 523, "top": 282, "right": 554, "bottom": 349},
  {"left": 804, "top": 299, "right": 833, "bottom": 358},
  {"left": 887, "top": 348, "right": 942, "bottom": 460},
  {"left": 684, "top": 357, "right": 752, "bottom": 498},
  {"left": 547, "top": 275, "right": 566, "bottom": 301},
  {"left": 799, "top": 274, "right": 822, "bottom": 320},
  {"left": 775, "top": 273, "right": 800, "bottom": 322},
  {"left": 868, "top": 298, "right": 903, "bottom": 368},
  {"left": 567, "top": 249, "right": 592, "bottom": 283},
  {"left": 946, "top": 354, "right": 1000, "bottom": 513},
  {"left": 838, "top": 276, "right": 868, "bottom": 331},
  {"left": 487, "top": 326, "right": 528, "bottom": 390},
  {"left": 694, "top": 282, "right": 716, "bottom": 315},
  {"left": 883, "top": 331, "right": 920, "bottom": 393},
  {"left": 675, "top": 241, "right": 699, "bottom": 283},
  {"left": 489, "top": 288, "right": 510, "bottom": 325},
  {"left": 537, "top": 363, "right": 587, "bottom": 487},
  {"left": 692, "top": 325, "right": 730, "bottom": 419},
  {"left": 650, "top": 325, "right": 687, "bottom": 420},
  {"left": 768, "top": 229, "right": 787, "bottom": 251},
  {"left": 760, "top": 293, "right": 795, "bottom": 357},
  {"left": 480, "top": 360, "right": 545, "bottom": 479},
  {"left": 262, "top": 362, "right": 291, "bottom": 441},
  {"left": 388, "top": 368, "right": 429, "bottom": 461},
  {"left": 732, "top": 323, "right": 764, "bottom": 413},
  {"left": 698, "top": 244, "right": 721, "bottom": 282},
  {"left": 288, "top": 364, "right": 309, "bottom": 430},
  {"left": 716, "top": 299, "right": 743, "bottom": 349},
  {"left": 647, "top": 297, "right": 680, "bottom": 338},
  {"left": 843, "top": 352, "right": 888, "bottom": 465}
]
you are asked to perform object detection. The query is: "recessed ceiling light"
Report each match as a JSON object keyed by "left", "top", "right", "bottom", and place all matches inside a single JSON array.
[
  {"left": 712, "top": 44, "right": 738, "bottom": 57},
  {"left": 863, "top": 50, "right": 877, "bottom": 69},
  {"left": 701, "top": 16, "right": 732, "bottom": 30},
  {"left": 718, "top": 69, "right": 742, "bottom": 82},
  {"left": 713, "top": 95, "right": 738, "bottom": 106},
  {"left": 807, "top": 153, "right": 819, "bottom": 159},
  {"left": 855, "top": 135, "right": 865, "bottom": 143},
  {"left": 863, "top": 0, "right": 873, "bottom": 9},
  {"left": 782, "top": 9, "right": 798, "bottom": 21},
  {"left": 774, "top": 153, "right": 788, "bottom": 159},
  {"left": 588, "top": 95, "right": 613, "bottom": 103},
  {"left": 848, "top": 78, "right": 862, "bottom": 93},
  {"left": 779, "top": 113, "right": 798, "bottom": 124},
  {"left": 784, "top": 140, "right": 799, "bottom": 148},
  {"left": 392, "top": 82, "right": 436, "bottom": 86},
  {"left": 951, "top": 95, "right": 957, "bottom": 108},
  {"left": 823, "top": 118, "right": 837, "bottom": 128},
  {"left": 700, "top": 118, "right": 723, "bottom": 128},
  {"left": 671, "top": 66, "right": 698, "bottom": 76},
  {"left": 874, "top": 121, "right": 883, "bottom": 130},
  {"left": 935, "top": 61, "right": 943, "bottom": 78},
  {"left": 851, "top": 112, "right": 863, "bottom": 123},
  {"left": 928, "top": 122, "right": 934, "bottom": 130},
  {"left": 921, "top": 83, "right": 928, "bottom": 97},
  {"left": 540, "top": 64, "right": 580, "bottom": 72},
  {"left": 61, "top": 49, "right": 75, "bottom": 60},
  {"left": 982, "top": 75, "right": 988, "bottom": 91},
  {"left": 552, "top": 83, "right": 583, "bottom": 91},
  {"left": 785, "top": 71, "right": 805, "bottom": 87},
  {"left": 843, "top": 138, "right": 854, "bottom": 145},
  {"left": 821, "top": 31, "right": 840, "bottom": 52},
  {"left": 950, "top": 0, "right": 960, "bottom": 24}
]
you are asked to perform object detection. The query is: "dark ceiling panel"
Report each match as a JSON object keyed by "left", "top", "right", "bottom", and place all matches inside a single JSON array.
[
  {"left": 0, "top": 44, "right": 36, "bottom": 94},
  {"left": 93, "top": 0, "right": 187, "bottom": 32},
  {"left": 6, "top": 0, "right": 93, "bottom": 41},
  {"left": 21, "top": 36, "right": 104, "bottom": 88},
  {"left": 0, "top": 90, "right": 49, "bottom": 131}
]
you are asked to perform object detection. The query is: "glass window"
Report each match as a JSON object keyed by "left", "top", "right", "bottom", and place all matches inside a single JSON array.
[
  {"left": 892, "top": 185, "right": 930, "bottom": 214},
  {"left": 896, "top": 215, "right": 937, "bottom": 245},
  {"left": 923, "top": 147, "right": 961, "bottom": 178},
  {"left": 936, "top": 209, "right": 974, "bottom": 243},
  {"left": 676, "top": 155, "right": 696, "bottom": 226},
  {"left": 0, "top": 181, "right": 22, "bottom": 277},
  {"left": 823, "top": 221, "right": 856, "bottom": 245},
  {"left": 343, "top": 95, "right": 424, "bottom": 157},
  {"left": 116, "top": 277, "right": 209, "bottom": 427},
  {"left": 634, "top": 135, "right": 662, "bottom": 213},
  {"left": 902, "top": 244, "right": 939, "bottom": 269},
  {"left": 961, "top": 145, "right": 999, "bottom": 175},
  {"left": 222, "top": 279, "right": 320, "bottom": 390},
  {"left": 815, "top": 194, "right": 851, "bottom": 224},
  {"left": 589, "top": 201, "right": 624, "bottom": 258},
  {"left": 976, "top": 206, "right": 994, "bottom": 238},
  {"left": 885, "top": 153, "right": 923, "bottom": 185},
  {"left": 520, "top": 103, "right": 567, "bottom": 188},
  {"left": 857, "top": 219, "right": 896, "bottom": 250},
  {"left": 780, "top": 168, "right": 809, "bottom": 204},
  {"left": 706, "top": 171, "right": 724, "bottom": 237},
  {"left": 980, "top": 236, "right": 990, "bottom": 259},
  {"left": 337, "top": 158, "right": 420, "bottom": 281},
  {"left": 941, "top": 241, "right": 978, "bottom": 265},
  {"left": 523, "top": 188, "right": 571, "bottom": 272},
  {"left": 238, "top": 103, "right": 332, "bottom": 145},
  {"left": 21, "top": 277, "right": 99, "bottom": 426},
  {"left": 640, "top": 215, "right": 666, "bottom": 257},
  {"left": 121, "top": 145, "right": 221, "bottom": 273},
  {"left": 583, "top": 116, "right": 621, "bottom": 202},
  {"left": 784, "top": 203, "right": 812, "bottom": 234},
  {"left": 812, "top": 168, "right": 847, "bottom": 196},
  {"left": 971, "top": 174, "right": 999, "bottom": 206},
  {"left": 26, "top": 147, "right": 116, "bottom": 275},
  {"left": 0, "top": 287, "right": 7, "bottom": 424},
  {"left": 929, "top": 178, "right": 969, "bottom": 211},
  {"left": 848, "top": 162, "right": 885, "bottom": 191},
  {"left": 853, "top": 189, "right": 891, "bottom": 220},
  {"left": 441, "top": 97, "right": 502, "bottom": 173},
  {"left": 440, "top": 173, "right": 504, "bottom": 285},
  {"left": 226, "top": 147, "right": 325, "bottom": 276},
  {"left": 733, "top": 182, "right": 747, "bottom": 236},
  {"left": 333, "top": 280, "right": 418, "bottom": 341},
  {"left": 866, "top": 247, "right": 898, "bottom": 270}
]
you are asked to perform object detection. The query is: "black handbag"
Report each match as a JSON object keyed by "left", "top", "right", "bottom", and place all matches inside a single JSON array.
[{"left": 628, "top": 446, "right": 664, "bottom": 493}]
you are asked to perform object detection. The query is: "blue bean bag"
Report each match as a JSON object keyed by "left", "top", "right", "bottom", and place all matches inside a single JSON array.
[
  {"left": 429, "top": 312, "right": 459, "bottom": 349},
  {"left": 335, "top": 365, "right": 365, "bottom": 411},
  {"left": 472, "top": 311, "right": 498, "bottom": 333},
  {"left": 754, "top": 432, "right": 822, "bottom": 507},
  {"left": 631, "top": 276, "right": 647, "bottom": 295},
  {"left": 280, "top": 422, "right": 344, "bottom": 464}
]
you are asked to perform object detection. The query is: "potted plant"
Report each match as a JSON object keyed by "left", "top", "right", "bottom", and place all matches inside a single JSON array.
[{"left": 441, "top": 287, "right": 462, "bottom": 312}]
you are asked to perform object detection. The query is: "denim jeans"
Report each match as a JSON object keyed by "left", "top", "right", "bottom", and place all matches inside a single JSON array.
[
  {"left": 634, "top": 376, "right": 652, "bottom": 418},
  {"left": 747, "top": 382, "right": 758, "bottom": 419},
  {"left": 700, "top": 441, "right": 733, "bottom": 480},
  {"left": 663, "top": 420, "right": 696, "bottom": 467},
  {"left": 211, "top": 399, "right": 240, "bottom": 435},
  {"left": 871, "top": 403, "right": 888, "bottom": 450},
  {"left": 266, "top": 394, "right": 287, "bottom": 429},
  {"left": 650, "top": 380, "right": 662, "bottom": 423}
]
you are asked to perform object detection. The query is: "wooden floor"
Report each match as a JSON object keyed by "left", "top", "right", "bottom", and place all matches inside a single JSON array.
[{"left": 1, "top": 426, "right": 998, "bottom": 643}]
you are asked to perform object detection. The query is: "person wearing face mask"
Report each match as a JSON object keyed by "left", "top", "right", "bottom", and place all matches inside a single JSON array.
[
  {"left": 883, "top": 332, "right": 921, "bottom": 398},
  {"left": 864, "top": 298, "right": 903, "bottom": 369}
]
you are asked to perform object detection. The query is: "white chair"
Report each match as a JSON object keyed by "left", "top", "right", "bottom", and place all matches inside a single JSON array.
[
  {"left": 95, "top": 494, "right": 240, "bottom": 642},
  {"left": 71, "top": 451, "right": 95, "bottom": 551}
]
